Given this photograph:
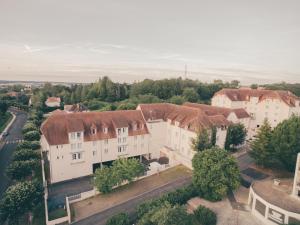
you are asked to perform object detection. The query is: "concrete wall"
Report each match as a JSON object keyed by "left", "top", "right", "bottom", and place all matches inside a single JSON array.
[{"left": 249, "top": 186, "right": 300, "bottom": 225}]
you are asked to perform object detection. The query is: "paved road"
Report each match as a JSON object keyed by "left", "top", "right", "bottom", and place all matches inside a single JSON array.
[
  {"left": 237, "top": 152, "right": 254, "bottom": 171},
  {"left": 72, "top": 176, "right": 192, "bottom": 225},
  {"left": 0, "top": 109, "right": 27, "bottom": 198}
]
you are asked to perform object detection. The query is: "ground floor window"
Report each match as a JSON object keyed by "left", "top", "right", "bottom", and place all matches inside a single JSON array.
[{"left": 72, "top": 152, "right": 82, "bottom": 160}]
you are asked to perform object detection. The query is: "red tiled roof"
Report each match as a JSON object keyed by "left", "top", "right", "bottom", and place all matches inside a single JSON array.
[
  {"left": 46, "top": 97, "right": 61, "bottom": 103},
  {"left": 41, "top": 110, "right": 149, "bottom": 145},
  {"left": 213, "top": 88, "right": 300, "bottom": 107},
  {"left": 138, "top": 103, "right": 229, "bottom": 132},
  {"left": 183, "top": 103, "right": 250, "bottom": 119}
]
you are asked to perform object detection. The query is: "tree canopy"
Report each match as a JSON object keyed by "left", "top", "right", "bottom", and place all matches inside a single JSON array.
[
  {"left": 224, "top": 123, "right": 247, "bottom": 151},
  {"left": 272, "top": 116, "right": 300, "bottom": 172},
  {"left": 192, "top": 129, "right": 212, "bottom": 152},
  {"left": 250, "top": 119, "right": 275, "bottom": 167},
  {"left": 0, "top": 180, "right": 43, "bottom": 223},
  {"left": 192, "top": 147, "right": 240, "bottom": 201}
]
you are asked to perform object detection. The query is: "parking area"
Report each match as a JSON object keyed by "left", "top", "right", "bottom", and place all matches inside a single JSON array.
[{"left": 47, "top": 176, "right": 94, "bottom": 210}]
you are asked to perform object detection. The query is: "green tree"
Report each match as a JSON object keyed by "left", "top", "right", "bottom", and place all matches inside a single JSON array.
[
  {"left": 12, "top": 149, "right": 40, "bottom": 162},
  {"left": 272, "top": 115, "right": 300, "bottom": 172},
  {"left": 116, "top": 103, "right": 137, "bottom": 110},
  {"left": 16, "top": 141, "right": 40, "bottom": 151},
  {"left": 183, "top": 88, "right": 199, "bottom": 102},
  {"left": 106, "top": 213, "right": 130, "bottom": 225},
  {"left": 192, "top": 129, "right": 212, "bottom": 152},
  {"left": 225, "top": 123, "right": 247, "bottom": 151},
  {"left": 6, "top": 160, "right": 39, "bottom": 181},
  {"left": 169, "top": 95, "right": 185, "bottom": 105},
  {"left": 137, "top": 202, "right": 191, "bottom": 225},
  {"left": 23, "top": 131, "right": 40, "bottom": 141},
  {"left": 250, "top": 119, "right": 275, "bottom": 167},
  {"left": 22, "top": 122, "right": 38, "bottom": 134},
  {"left": 192, "top": 147, "right": 240, "bottom": 201},
  {"left": 94, "top": 166, "right": 117, "bottom": 194},
  {"left": 194, "top": 205, "right": 217, "bottom": 225},
  {"left": 0, "top": 180, "right": 43, "bottom": 224}
]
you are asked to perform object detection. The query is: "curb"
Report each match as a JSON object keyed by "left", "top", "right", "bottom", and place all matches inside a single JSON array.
[{"left": 0, "top": 111, "right": 16, "bottom": 141}]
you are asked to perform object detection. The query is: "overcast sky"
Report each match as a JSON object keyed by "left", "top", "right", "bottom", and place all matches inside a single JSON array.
[{"left": 0, "top": 0, "right": 300, "bottom": 83}]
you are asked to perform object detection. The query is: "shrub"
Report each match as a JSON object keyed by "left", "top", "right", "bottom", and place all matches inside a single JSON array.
[
  {"left": 194, "top": 205, "right": 217, "bottom": 225},
  {"left": 17, "top": 141, "right": 41, "bottom": 150},
  {"left": 106, "top": 213, "right": 130, "bottom": 225},
  {"left": 6, "top": 160, "right": 40, "bottom": 181},
  {"left": 24, "top": 131, "right": 40, "bottom": 141},
  {"left": 22, "top": 122, "right": 38, "bottom": 134},
  {"left": 13, "top": 149, "right": 40, "bottom": 161}
]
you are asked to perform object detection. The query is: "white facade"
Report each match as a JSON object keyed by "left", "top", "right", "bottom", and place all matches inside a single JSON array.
[
  {"left": 42, "top": 130, "right": 150, "bottom": 183},
  {"left": 292, "top": 153, "right": 300, "bottom": 199},
  {"left": 212, "top": 89, "right": 300, "bottom": 136}
]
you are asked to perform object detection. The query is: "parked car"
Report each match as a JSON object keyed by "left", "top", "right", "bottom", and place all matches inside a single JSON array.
[{"left": 2, "top": 131, "right": 8, "bottom": 137}]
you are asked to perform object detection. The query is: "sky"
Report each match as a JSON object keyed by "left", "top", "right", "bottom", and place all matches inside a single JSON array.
[{"left": 0, "top": 0, "right": 300, "bottom": 84}]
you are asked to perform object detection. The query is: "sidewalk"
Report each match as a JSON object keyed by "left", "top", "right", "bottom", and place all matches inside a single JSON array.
[{"left": 0, "top": 111, "right": 16, "bottom": 149}]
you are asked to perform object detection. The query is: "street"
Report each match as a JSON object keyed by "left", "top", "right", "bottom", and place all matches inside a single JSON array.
[{"left": 0, "top": 109, "right": 27, "bottom": 198}]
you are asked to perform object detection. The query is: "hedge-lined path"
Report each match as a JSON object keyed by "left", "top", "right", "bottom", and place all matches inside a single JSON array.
[{"left": 0, "top": 109, "right": 27, "bottom": 198}]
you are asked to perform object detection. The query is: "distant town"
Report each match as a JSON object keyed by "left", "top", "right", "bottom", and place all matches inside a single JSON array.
[{"left": 0, "top": 77, "right": 299, "bottom": 225}]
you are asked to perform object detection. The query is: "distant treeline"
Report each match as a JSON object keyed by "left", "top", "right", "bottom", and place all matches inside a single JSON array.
[{"left": 27, "top": 77, "right": 300, "bottom": 112}]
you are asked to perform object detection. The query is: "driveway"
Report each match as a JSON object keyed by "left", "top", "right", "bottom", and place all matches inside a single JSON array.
[
  {"left": 47, "top": 176, "right": 94, "bottom": 210},
  {"left": 0, "top": 109, "right": 27, "bottom": 198}
]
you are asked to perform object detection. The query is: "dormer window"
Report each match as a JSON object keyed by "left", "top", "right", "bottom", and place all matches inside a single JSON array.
[
  {"left": 140, "top": 123, "right": 144, "bottom": 129},
  {"left": 132, "top": 122, "right": 137, "bottom": 131},
  {"left": 103, "top": 127, "right": 108, "bottom": 134},
  {"left": 91, "top": 128, "right": 97, "bottom": 135}
]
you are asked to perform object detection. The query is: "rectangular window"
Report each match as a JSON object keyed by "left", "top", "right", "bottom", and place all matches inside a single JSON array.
[
  {"left": 77, "top": 143, "right": 82, "bottom": 149},
  {"left": 118, "top": 138, "right": 122, "bottom": 143},
  {"left": 123, "top": 146, "right": 126, "bottom": 151},
  {"left": 77, "top": 132, "right": 81, "bottom": 139},
  {"left": 71, "top": 143, "right": 76, "bottom": 150},
  {"left": 104, "top": 148, "right": 108, "bottom": 153},
  {"left": 78, "top": 153, "right": 81, "bottom": 159},
  {"left": 71, "top": 132, "right": 76, "bottom": 139},
  {"left": 123, "top": 137, "right": 126, "bottom": 143},
  {"left": 104, "top": 139, "right": 108, "bottom": 144},
  {"left": 122, "top": 127, "right": 125, "bottom": 132},
  {"left": 72, "top": 153, "right": 77, "bottom": 160},
  {"left": 118, "top": 128, "right": 121, "bottom": 135},
  {"left": 93, "top": 151, "right": 96, "bottom": 156},
  {"left": 118, "top": 146, "right": 122, "bottom": 152}
]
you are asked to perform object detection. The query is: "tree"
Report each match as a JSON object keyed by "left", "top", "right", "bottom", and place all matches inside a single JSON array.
[
  {"left": 169, "top": 96, "right": 185, "bottom": 105},
  {"left": 112, "top": 158, "right": 144, "bottom": 184},
  {"left": 94, "top": 166, "right": 117, "bottom": 194},
  {"left": 137, "top": 202, "right": 191, "bottom": 225},
  {"left": 225, "top": 123, "right": 247, "bottom": 151},
  {"left": 250, "top": 119, "right": 275, "bottom": 167},
  {"left": 183, "top": 88, "right": 199, "bottom": 102},
  {"left": 94, "top": 158, "right": 145, "bottom": 193},
  {"left": 12, "top": 149, "right": 40, "bottom": 162},
  {"left": 192, "top": 147, "right": 240, "bottom": 201},
  {"left": 6, "top": 160, "right": 39, "bottom": 181},
  {"left": 16, "top": 141, "right": 40, "bottom": 151},
  {"left": 272, "top": 115, "right": 300, "bottom": 172},
  {"left": 0, "top": 100, "right": 8, "bottom": 115},
  {"left": 23, "top": 131, "right": 40, "bottom": 141},
  {"left": 0, "top": 180, "right": 43, "bottom": 223},
  {"left": 106, "top": 213, "right": 130, "bottom": 225},
  {"left": 22, "top": 122, "right": 37, "bottom": 134},
  {"left": 116, "top": 103, "right": 137, "bottom": 110},
  {"left": 192, "top": 129, "right": 212, "bottom": 152},
  {"left": 194, "top": 205, "right": 217, "bottom": 225}
]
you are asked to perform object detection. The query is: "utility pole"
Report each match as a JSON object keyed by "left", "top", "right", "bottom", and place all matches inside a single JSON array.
[{"left": 184, "top": 64, "right": 187, "bottom": 79}]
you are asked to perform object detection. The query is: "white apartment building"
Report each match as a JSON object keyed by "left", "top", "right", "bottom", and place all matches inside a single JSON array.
[
  {"left": 212, "top": 88, "right": 300, "bottom": 137},
  {"left": 41, "top": 110, "right": 150, "bottom": 183},
  {"left": 41, "top": 103, "right": 248, "bottom": 183},
  {"left": 293, "top": 153, "right": 300, "bottom": 199}
]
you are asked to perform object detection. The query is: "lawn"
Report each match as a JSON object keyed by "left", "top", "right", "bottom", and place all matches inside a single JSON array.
[
  {"left": 71, "top": 165, "right": 192, "bottom": 221},
  {"left": 0, "top": 112, "right": 12, "bottom": 133}
]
